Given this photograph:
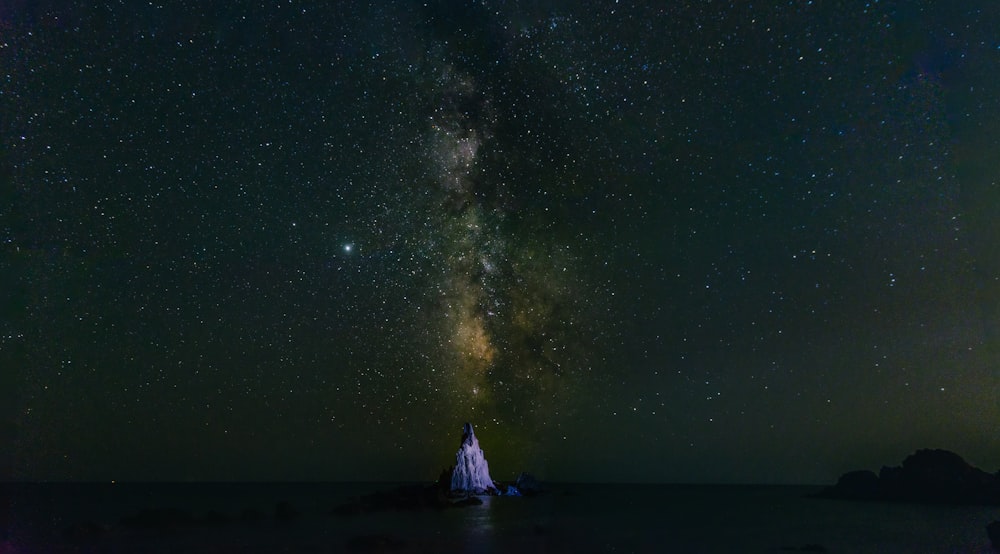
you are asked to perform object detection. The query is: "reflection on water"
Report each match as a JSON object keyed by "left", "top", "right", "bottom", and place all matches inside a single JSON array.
[
  {"left": 460, "top": 495, "right": 496, "bottom": 551},
  {"left": 4, "top": 483, "right": 998, "bottom": 553}
]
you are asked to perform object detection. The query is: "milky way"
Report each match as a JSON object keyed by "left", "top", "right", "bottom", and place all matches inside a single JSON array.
[
  {"left": 416, "top": 58, "right": 589, "bottom": 428},
  {"left": 5, "top": 1, "right": 999, "bottom": 482}
]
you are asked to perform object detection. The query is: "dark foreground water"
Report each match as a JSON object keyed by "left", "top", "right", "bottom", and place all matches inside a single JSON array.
[{"left": 2, "top": 482, "right": 998, "bottom": 553}]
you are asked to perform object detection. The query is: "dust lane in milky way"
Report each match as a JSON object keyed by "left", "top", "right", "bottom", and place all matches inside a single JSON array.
[{"left": 421, "top": 62, "right": 585, "bottom": 424}]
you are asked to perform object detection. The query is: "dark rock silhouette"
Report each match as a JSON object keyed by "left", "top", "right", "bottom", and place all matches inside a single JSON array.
[
  {"left": 515, "top": 472, "right": 543, "bottom": 496},
  {"left": 987, "top": 520, "right": 1000, "bottom": 550},
  {"left": 437, "top": 465, "right": 454, "bottom": 490},
  {"left": 828, "top": 470, "right": 880, "bottom": 500},
  {"left": 816, "top": 449, "right": 1000, "bottom": 505},
  {"left": 451, "top": 495, "right": 484, "bottom": 507}
]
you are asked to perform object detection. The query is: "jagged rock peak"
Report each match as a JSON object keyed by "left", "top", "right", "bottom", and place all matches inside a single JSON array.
[{"left": 450, "top": 422, "right": 496, "bottom": 494}]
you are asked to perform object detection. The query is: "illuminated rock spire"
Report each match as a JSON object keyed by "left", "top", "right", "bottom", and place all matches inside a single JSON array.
[{"left": 450, "top": 422, "right": 496, "bottom": 494}]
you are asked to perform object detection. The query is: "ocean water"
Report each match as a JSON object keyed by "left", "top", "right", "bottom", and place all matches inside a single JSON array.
[{"left": 2, "top": 482, "right": 998, "bottom": 553}]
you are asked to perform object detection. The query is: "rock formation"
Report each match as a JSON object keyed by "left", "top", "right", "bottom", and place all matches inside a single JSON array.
[
  {"left": 509, "top": 472, "right": 541, "bottom": 496},
  {"left": 815, "top": 449, "right": 1000, "bottom": 505},
  {"left": 450, "top": 422, "right": 496, "bottom": 494},
  {"left": 824, "top": 470, "right": 880, "bottom": 500},
  {"left": 988, "top": 520, "right": 1000, "bottom": 550}
]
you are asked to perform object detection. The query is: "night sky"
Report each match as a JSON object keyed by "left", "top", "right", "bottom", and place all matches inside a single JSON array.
[{"left": 3, "top": 1, "right": 999, "bottom": 484}]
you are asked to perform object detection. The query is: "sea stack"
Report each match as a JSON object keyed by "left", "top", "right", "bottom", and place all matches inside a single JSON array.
[{"left": 450, "top": 422, "right": 496, "bottom": 494}]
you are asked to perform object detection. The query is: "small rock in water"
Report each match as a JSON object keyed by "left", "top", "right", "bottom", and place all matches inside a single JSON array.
[
  {"left": 987, "top": 520, "right": 1000, "bottom": 550},
  {"left": 515, "top": 472, "right": 542, "bottom": 495},
  {"left": 451, "top": 496, "right": 484, "bottom": 507}
]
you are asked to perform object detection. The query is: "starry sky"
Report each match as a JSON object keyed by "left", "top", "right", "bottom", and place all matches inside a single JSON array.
[{"left": 3, "top": 1, "right": 999, "bottom": 484}]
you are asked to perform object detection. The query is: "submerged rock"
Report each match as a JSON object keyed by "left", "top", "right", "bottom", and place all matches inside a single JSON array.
[{"left": 450, "top": 422, "right": 497, "bottom": 494}]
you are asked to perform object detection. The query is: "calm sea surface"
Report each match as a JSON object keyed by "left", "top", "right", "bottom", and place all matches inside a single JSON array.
[{"left": 2, "top": 482, "right": 998, "bottom": 553}]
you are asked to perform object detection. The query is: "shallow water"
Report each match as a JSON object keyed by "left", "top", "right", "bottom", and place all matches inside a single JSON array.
[{"left": 2, "top": 482, "right": 998, "bottom": 553}]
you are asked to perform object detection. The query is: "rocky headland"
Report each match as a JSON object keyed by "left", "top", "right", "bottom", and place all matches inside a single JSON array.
[{"left": 815, "top": 449, "right": 1000, "bottom": 505}]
